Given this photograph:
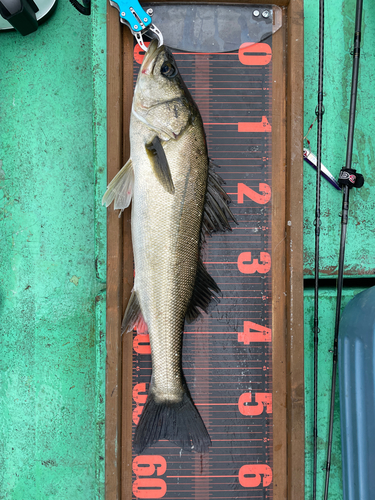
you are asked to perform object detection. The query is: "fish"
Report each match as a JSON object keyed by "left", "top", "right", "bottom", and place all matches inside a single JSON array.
[{"left": 102, "top": 39, "right": 235, "bottom": 454}]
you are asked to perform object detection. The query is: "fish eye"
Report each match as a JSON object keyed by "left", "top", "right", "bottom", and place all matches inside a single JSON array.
[{"left": 160, "top": 62, "right": 177, "bottom": 78}]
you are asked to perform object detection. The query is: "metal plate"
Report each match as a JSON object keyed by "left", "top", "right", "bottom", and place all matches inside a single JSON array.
[{"left": 143, "top": 3, "right": 282, "bottom": 52}]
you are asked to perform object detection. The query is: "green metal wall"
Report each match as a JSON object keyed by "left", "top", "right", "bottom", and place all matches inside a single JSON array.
[
  {"left": 0, "top": 0, "right": 107, "bottom": 498},
  {"left": 1, "top": 0, "right": 374, "bottom": 498},
  {"left": 304, "top": 1, "right": 375, "bottom": 499},
  {"left": 304, "top": 1, "right": 375, "bottom": 277}
]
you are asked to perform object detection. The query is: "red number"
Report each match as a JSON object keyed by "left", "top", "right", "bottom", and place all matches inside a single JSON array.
[
  {"left": 133, "top": 383, "right": 147, "bottom": 404},
  {"left": 134, "top": 42, "right": 150, "bottom": 64},
  {"left": 238, "top": 321, "right": 271, "bottom": 344},
  {"left": 133, "top": 455, "right": 167, "bottom": 476},
  {"left": 133, "top": 478, "right": 166, "bottom": 498},
  {"left": 132, "top": 456, "right": 167, "bottom": 498},
  {"left": 238, "top": 392, "right": 272, "bottom": 416},
  {"left": 133, "top": 405, "right": 143, "bottom": 425},
  {"left": 132, "top": 384, "right": 148, "bottom": 424},
  {"left": 239, "top": 464, "right": 272, "bottom": 488},
  {"left": 238, "top": 42, "right": 272, "bottom": 66},
  {"left": 237, "top": 252, "right": 271, "bottom": 274},
  {"left": 238, "top": 116, "right": 272, "bottom": 133},
  {"left": 237, "top": 183, "right": 271, "bottom": 204},
  {"left": 133, "top": 334, "right": 151, "bottom": 354}
]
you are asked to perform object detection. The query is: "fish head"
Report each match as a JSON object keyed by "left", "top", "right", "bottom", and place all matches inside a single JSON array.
[{"left": 133, "top": 39, "right": 198, "bottom": 140}]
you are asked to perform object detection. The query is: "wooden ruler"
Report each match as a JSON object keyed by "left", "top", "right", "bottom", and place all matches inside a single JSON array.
[{"left": 131, "top": 40, "right": 274, "bottom": 499}]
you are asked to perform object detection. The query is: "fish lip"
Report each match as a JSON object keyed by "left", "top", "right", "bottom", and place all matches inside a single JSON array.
[{"left": 141, "top": 39, "right": 163, "bottom": 75}]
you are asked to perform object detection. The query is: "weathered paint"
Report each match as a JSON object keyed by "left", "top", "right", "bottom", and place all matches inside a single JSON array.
[
  {"left": 304, "top": 0, "right": 375, "bottom": 277},
  {"left": 304, "top": 287, "right": 366, "bottom": 500},
  {"left": 304, "top": 0, "right": 375, "bottom": 497},
  {"left": 0, "top": 0, "right": 106, "bottom": 498},
  {"left": 1, "top": 0, "right": 372, "bottom": 497}
]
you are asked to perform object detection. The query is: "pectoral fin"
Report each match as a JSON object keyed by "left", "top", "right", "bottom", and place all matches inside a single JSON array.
[
  {"left": 102, "top": 158, "right": 134, "bottom": 212},
  {"left": 145, "top": 137, "right": 175, "bottom": 194}
]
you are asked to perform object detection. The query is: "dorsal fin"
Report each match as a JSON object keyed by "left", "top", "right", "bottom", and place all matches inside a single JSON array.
[
  {"left": 145, "top": 136, "right": 175, "bottom": 194},
  {"left": 186, "top": 160, "right": 237, "bottom": 324},
  {"left": 185, "top": 260, "right": 221, "bottom": 323},
  {"left": 201, "top": 160, "right": 237, "bottom": 242}
]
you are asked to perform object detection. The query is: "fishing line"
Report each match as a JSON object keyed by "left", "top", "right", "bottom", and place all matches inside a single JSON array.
[
  {"left": 313, "top": 0, "right": 325, "bottom": 498},
  {"left": 323, "top": 0, "right": 364, "bottom": 498}
]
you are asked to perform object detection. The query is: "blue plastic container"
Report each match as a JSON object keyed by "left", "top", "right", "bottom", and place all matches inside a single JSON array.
[{"left": 338, "top": 286, "right": 375, "bottom": 500}]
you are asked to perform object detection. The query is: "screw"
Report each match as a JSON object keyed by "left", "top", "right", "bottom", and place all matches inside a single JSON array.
[
  {"left": 253, "top": 9, "right": 260, "bottom": 17},
  {"left": 143, "top": 17, "right": 148, "bottom": 22},
  {"left": 133, "top": 25, "right": 138, "bottom": 29},
  {"left": 121, "top": 11, "right": 125, "bottom": 16},
  {"left": 146, "top": 8, "right": 153, "bottom": 15},
  {"left": 262, "top": 10, "right": 270, "bottom": 18}
]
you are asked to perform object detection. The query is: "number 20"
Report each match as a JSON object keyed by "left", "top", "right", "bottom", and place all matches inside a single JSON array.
[{"left": 237, "top": 183, "right": 271, "bottom": 205}]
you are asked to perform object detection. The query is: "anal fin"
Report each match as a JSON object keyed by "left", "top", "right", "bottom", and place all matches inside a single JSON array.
[{"left": 122, "top": 290, "right": 148, "bottom": 335}]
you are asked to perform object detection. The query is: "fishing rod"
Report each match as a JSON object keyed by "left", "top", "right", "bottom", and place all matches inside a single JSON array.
[
  {"left": 323, "top": 0, "right": 364, "bottom": 498},
  {"left": 313, "top": 0, "right": 325, "bottom": 497}
]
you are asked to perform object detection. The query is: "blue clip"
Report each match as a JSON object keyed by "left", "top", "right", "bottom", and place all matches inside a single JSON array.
[{"left": 109, "top": 0, "right": 163, "bottom": 50}]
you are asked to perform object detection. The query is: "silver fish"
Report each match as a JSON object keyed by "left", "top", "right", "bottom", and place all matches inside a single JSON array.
[{"left": 103, "top": 39, "right": 235, "bottom": 454}]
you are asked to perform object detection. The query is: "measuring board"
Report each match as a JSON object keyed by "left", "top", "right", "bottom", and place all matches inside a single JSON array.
[{"left": 130, "top": 39, "right": 273, "bottom": 500}]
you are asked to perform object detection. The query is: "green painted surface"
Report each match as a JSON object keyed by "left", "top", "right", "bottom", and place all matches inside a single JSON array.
[
  {"left": 304, "top": 288, "right": 366, "bottom": 499},
  {"left": 1, "top": 0, "right": 373, "bottom": 497},
  {"left": 304, "top": 0, "right": 375, "bottom": 277},
  {"left": 0, "top": 0, "right": 107, "bottom": 498},
  {"left": 304, "top": 1, "right": 375, "bottom": 498}
]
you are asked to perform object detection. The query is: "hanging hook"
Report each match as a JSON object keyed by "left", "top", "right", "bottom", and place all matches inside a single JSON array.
[{"left": 69, "top": 0, "right": 91, "bottom": 15}]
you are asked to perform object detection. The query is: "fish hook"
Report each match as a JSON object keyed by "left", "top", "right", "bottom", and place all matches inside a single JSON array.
[{"left": 69, "top": 0, "right": 91, "bottom": 15}]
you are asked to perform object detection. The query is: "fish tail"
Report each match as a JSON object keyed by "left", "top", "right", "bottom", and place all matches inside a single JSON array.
[{"left": 133, "top": 391, "right": 211, "bottom": 454}]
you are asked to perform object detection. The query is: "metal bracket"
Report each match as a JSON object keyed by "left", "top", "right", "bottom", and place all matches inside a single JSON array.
[
  {"left": 109, "top": 0, "right": 151, "bottom": 32},
  {"left": 109, "top": 0, "right": 162, "bottom": 51}
]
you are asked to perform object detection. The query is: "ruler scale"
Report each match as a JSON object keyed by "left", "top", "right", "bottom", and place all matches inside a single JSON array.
[{"left": 131, "top": 39, "right": 273, "bottom": 499}]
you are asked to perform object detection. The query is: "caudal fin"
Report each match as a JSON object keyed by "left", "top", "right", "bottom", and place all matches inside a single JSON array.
[{"left": 134, "top": 391, "right": 211, "bottom": 454}]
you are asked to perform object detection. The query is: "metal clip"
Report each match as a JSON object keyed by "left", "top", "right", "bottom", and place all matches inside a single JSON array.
[{"left": 109, "top": 0, "right": 163, "bottom": 51}]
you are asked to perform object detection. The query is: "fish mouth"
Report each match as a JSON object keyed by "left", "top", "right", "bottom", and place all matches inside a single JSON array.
[{"left": 141, "top": 38, "right": 163, "bottom": 75}]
